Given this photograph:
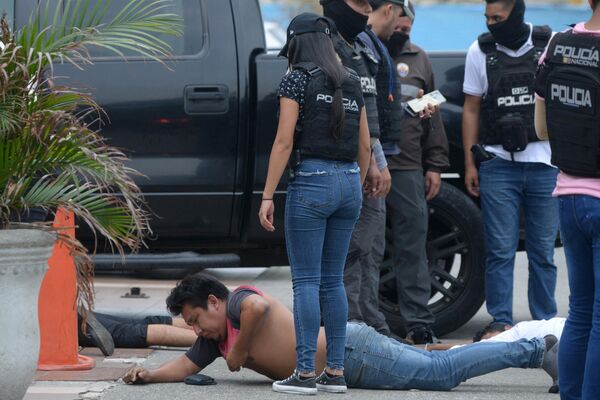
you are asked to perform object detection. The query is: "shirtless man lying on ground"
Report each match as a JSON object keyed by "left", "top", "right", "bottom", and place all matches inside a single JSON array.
[{"left": 123, "top": 273, "right": 558, "bottom": 392}]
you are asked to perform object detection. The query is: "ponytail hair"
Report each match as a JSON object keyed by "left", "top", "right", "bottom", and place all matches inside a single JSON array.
[{"left": 288, "top": 24, "right": 348, "bottom": 140}]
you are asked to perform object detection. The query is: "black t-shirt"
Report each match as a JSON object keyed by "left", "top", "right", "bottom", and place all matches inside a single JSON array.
[{"left": 185, "top": 288, "right": 258, "bottom": 369}]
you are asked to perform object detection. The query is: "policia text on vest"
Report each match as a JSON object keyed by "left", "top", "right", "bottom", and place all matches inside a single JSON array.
[
  {"left": 479, "top": 26, "right": 552, "bottom": 155},
  {"left": 535, "top": 31, "right": 600, "bottom": 177},
  {"left": 316, "top": 94, "right": 361, "bottom": 112},
  {"left": 331, "top": 34, "right": 381, "bottom": 140}
]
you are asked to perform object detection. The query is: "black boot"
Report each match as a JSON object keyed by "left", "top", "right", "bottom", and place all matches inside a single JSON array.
[{"left": 78, "top": 311, "right": 114, "bottom": 356}]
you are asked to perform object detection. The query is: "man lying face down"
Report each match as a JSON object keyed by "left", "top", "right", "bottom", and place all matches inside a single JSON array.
[{"left": 123, "top": 273, "right": 558, "bottom": 392}]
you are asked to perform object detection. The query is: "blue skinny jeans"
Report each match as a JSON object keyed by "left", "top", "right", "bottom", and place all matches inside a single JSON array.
[
  {"left": 558, "top": 195, "right": 600, "bottom": 400},
  {"left": 285, "top": 158, "right": 362, "bottom": 374}
]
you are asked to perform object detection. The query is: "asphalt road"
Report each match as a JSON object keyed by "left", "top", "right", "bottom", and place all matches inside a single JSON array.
[{"left": 95, "top": 248, "right": 569, "bottom": 400}]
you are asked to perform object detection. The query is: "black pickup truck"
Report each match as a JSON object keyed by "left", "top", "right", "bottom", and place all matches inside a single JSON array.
[{"left": 7, "top": 0, "right": 483, "bottom": 336}]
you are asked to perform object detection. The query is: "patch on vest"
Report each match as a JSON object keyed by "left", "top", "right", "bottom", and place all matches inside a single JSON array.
[
  {"left": 397, "top": 63, "right": 410, "bottom": 78},
  {"left": 316, "top": 93, "right": 360, "bottom": 112},
  {"left": 550, "top": 83, "right": 593, "bottom": 109},
  {"left": 360, "top": 76, "right": 377, "bottom": 95},
  {"left": 554, "top": 45, "right": 600, "bottom": 68},
  {"left": 497, "top": 87, "right": 535, "bottom": 107}
]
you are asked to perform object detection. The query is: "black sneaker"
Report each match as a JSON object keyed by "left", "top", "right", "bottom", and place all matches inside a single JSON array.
[
  {"left": 316, "top": 370, "right": 347, "bottom": 393},
  {"left": 272, "top": 370, "right": 317, "bottom": 395},
  {"left": 80, "top": 311, "right": 114, "bottom": 357},
  {"left": 542, "top": 335, "right": 559, "bottom": 387},
  {"left": 406, "top": 326, "right": 440, "bottom": 345},
  {"left": 548, "top": 384, "right": 560, "bottom": 394}
]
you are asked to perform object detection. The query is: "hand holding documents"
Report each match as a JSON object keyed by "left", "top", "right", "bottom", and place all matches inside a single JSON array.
[{"left": 406, "top": 90, "right": 447, "bottom": 117}]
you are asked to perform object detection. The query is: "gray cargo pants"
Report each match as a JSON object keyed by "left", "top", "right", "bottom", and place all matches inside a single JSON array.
[
  {"left": 343, "top": 195, "right": 390, "bottom": 333},
  {"left": 386, "top": 170, "right": 435, "bottom": 331}
]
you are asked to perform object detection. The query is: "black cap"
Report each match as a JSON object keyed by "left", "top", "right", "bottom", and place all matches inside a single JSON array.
[
  {"left": 368, "top": 0, "right": 414, "bottom": 21},
  {"left": 393, "top": 0, "right": 414, "bottom": 21},
  {"left": 278, "top": 13, "right": 335, "bottom": 58}
]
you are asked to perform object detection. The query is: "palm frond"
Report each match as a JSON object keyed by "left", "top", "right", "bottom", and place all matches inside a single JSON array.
[
  {"left": 0, "top": 94, "right": 26, "bottom": 136},
  {"left": 0, "top": 1, "right": 181, "bottom": 313},
  {"left": 0, "top": 115, "right": 150, "bottom": 251},
  {"left": 20, "top": 174, "right": 146, "bottom": 253}
]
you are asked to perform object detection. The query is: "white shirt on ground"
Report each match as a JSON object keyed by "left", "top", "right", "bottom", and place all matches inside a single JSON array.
[
  {"left": 451, "top": 317, "right": 567, "bottom": 350},
  {"left": 484, "top": 317, "right": 566, "bottom": 343},
  {"left": 450, "top": 318, "right": 566, "bottom": 350},
  {"left": 463, "top": 23, "right": 554, "bottom": 166}
]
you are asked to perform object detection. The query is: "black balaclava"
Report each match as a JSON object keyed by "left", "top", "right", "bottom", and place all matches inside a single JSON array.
[
  {"left": 487, "top": 0, "right": 529, "bottom": 50},
  {"left": 322, "top": 0, "right": 369, "bottom": 43},
  {"left": 386, "top": 32, "right": 410, "bottom": 58}
]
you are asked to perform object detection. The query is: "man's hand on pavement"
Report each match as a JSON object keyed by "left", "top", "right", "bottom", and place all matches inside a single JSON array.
[
  {"left": 123, "top": 366, "right": 151, "bottom": 384},
  {"left": 424, "top": 171, "right": 442, "bottom": 201}
]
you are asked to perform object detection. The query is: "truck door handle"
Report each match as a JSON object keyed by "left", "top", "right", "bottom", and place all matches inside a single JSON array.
[
  {"left": 187, "top": 92, "right": 227, "bottom": 101},
  {"left": 184, "top": 85, "right": 229, "bottom": 115}
]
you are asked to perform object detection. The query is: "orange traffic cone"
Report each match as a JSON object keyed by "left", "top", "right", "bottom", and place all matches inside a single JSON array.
[{"left": 37, "top": 208, "right": 95, "bottom": 371}]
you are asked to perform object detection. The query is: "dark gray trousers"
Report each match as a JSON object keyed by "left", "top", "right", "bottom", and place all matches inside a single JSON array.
[
  {"left": 386, "top": 170, "right": 435, "bottom": 330},
  {"left": 343, "top": 195, "right": 390, "bottom": 333}
]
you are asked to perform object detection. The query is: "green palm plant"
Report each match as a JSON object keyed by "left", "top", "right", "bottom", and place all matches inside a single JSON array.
[{"left": 0, "top": 0, "right": 182, "bottom": 311}]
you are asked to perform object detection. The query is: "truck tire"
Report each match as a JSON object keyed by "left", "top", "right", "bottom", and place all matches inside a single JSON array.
[{"left": 379, "top": 181, "right": 485, "bottom": 337}]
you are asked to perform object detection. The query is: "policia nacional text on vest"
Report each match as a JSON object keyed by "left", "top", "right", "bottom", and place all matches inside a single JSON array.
[
  {"left": 331, "top": 33, "right": 381, "bottom": 139},
  {"left": 292, "top": 62, "right": 363, "bottom": 162},
  {"left": 535, "top": 30, "right": 600, "bottom": 177},
  {"left": 479, "top": 26, "right": 552, "bottom": 155},
  {"left": 364, "top": 28, "right": 403, "bottom": 143}
]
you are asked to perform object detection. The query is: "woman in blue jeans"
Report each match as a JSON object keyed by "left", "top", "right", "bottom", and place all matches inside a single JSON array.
[
  {"left": 258, "top": 13, "right": 370, "bottom": 395},
  {"left": 535, "top": 6, "right": 600, "bottom": 396}
]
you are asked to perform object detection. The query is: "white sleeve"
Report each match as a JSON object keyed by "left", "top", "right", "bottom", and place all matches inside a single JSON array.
[{"left": 463, "top": 40, "right": 487, "bottom": 97}]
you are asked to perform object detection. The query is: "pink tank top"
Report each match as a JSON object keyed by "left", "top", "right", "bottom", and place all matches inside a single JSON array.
[{"left": 218, "top": 285, "right": 264, "bottom": 358}]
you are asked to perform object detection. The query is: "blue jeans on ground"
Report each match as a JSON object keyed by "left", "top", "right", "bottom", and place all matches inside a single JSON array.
[
  {"left": 285, "top": 159, "right": 362, "bottom": 374},
  {"left": 558, "top": 195, "right": 600, "bottom": 400},
  {"left": 479, "top": 157, "right": 559, "bottom": 325},
  {"left": 343, "top": 322, "right": 545, "bottom": 390}
]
